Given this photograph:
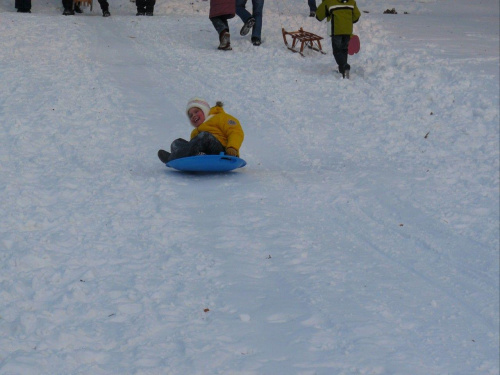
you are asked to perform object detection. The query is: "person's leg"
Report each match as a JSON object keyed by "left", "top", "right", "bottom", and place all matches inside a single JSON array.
[
  {"left": 167, "top": 133, "right": 225, "bottom": 161},
  {"left": 211, "top": 16, "right": 231, "bottom": 50},
  {"left": 236, "top": 0, "right": 251, "bottom": 23},
  {"left": 97, "top": 0, "right": 110, "bottom": 16},
  {"left": 145, "top": 0, "right": 155, "bottom": 14},
  {"left": 62, "top": 0, "right": 72, "bottom": 10},
  {"left": 168, "top": 138, "right": 190, "bottom": 161},
  {"left": 62, "top": 0, "right": 74, "bottom": 14},
  {"left": 210, "top": 16, "right": 229, "bottom": 35},
  {"left": 73, "top": 2, "right": 83, "bottom": 13},
  {"left": 16, "top": 0, "right": 31, "bottom": 12},
  {"left": 251, "top": 0, "right": 264, "bottom": 40},
  {"left": 187, "top": 132, "right": 225, "bottom": 156},
  {"left": 341, "top": 35, "right": 350, "bottom": 68},
  {"left": 97, "top": 0, "right": 109, "bottom": 10},
  {"left": 332, "top": 35, "right": 351, "bottom": 77},
  {"left": 136, "top": 0, "right": 146, "bottom": 13},
  {"left": 308, "top": 0, "right": 316, "bottom": 12},
  {"left": 332, "top": 35, "right": 346, "bottom": 72}
]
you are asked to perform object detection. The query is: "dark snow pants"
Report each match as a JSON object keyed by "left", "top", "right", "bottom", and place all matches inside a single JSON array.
[
  {"left": 331, "top": 35, "right": 351, "bottom": 73},
  {"left": 136, "top": 0, "right": 155, "bottom": 13},
  {"left": 168, "top": 132, "right": 225, "bottom": 162},
  {"left": 15, "top": 0, "right": 31, "bottom": 11},
  {"left": 308, "top": 0, "right": 316, "bottom": 12}
]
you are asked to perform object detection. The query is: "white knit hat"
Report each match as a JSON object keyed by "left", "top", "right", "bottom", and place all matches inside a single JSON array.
[{"left": 186, "top": 98, "right": 210, "bottom": 119}]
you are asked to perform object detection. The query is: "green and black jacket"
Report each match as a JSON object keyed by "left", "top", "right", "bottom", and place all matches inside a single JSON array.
[{"left": 316, "top": 0, "right": 361, "bottom": 36}]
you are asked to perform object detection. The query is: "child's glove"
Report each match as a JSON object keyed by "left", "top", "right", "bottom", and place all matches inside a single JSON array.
[{"left": 225, "top": 147, "right": 238, "bottom": 156}]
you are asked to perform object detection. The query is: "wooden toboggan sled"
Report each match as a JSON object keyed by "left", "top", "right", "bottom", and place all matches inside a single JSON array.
[{"left": 282, "top": 27, "right": 326, "bottom": 57}]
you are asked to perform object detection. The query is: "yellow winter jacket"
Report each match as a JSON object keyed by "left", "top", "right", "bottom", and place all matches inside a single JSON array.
[{"left": 190, "top": 105, "right": 244, "bottom": 156}]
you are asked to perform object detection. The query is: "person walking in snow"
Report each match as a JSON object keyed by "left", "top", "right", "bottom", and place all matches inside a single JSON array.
[
  {"left": 236, "top": 0, "right": 264, "bottom": 46},
  {"left": 62, "top": 0, "right": 110, "bottom": 17},
  {"left": 158, "top": 98, "right": 244, "bottom": 163},
  {"left": 315, "top": 0, "right": 360, "bottom": 78},
  {"left": 209, "top": 0, "right": 236, "bottom": 50},
  {"left": 136, "top": 0, "right": 155, "bottom": 16}
]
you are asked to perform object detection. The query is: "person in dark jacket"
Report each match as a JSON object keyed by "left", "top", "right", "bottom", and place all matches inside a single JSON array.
[
  {"left": 136, "top": 0, "right": 155, "bottom": 16},
  {"left": 316, "top": 0, "right": 360, "bottom": 78},
  {"left": 209, "top": 0, "right": 236, "bottom": 50},
  {"left": 62, "top": 0, "right": 110, "bottom": 17},
  {"left": 15, "top": 0, "right": 31, "bottom": 13}
]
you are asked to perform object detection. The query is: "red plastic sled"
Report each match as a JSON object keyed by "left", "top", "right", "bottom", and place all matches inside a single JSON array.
[{"left": 348, "top": 35, "right": 360, "bottom": 55}]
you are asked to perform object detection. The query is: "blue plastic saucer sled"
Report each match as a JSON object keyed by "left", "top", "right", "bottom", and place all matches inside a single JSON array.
[{"left": 166, "top": 152, "right": 247, "bottom": 172}]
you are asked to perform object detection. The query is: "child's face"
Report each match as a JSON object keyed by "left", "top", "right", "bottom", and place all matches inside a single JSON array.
[{"left": 188, "top": 107, "right": 205, "bottom": 128}]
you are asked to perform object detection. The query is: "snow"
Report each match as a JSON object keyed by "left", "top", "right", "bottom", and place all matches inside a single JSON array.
[{"left": 0, "top": 0, "right": 498, "bottom": 374}]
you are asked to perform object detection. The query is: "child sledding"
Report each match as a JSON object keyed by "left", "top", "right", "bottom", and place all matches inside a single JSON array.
[{"left": 158, "top": 98, "right": 246, "bottom": 172}]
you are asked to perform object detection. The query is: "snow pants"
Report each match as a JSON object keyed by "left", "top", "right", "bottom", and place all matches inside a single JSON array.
[
  {"left": 15, "top": 0, "right": 31, "bottom": 11},
  {"left": 331, "top": 35, "right": 351, "bottom": 73},
  {"left": 168, "top": 132, "right": 225, "bottom": 161},
  {"left": 136, "top": 0, "right": 155, "bottom": 13},
  {"left": 308, "top": 0, "right": 316, "bottom": 12}
]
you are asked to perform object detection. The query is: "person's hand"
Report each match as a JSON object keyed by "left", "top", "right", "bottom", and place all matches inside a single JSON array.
[{"left": 225, "top": 147, "right": 238, "bottom": 156}]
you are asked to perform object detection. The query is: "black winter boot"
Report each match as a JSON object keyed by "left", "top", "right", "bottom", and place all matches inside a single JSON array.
[{"left": 158, "top": 150, "right": 171, "bottom": 163}]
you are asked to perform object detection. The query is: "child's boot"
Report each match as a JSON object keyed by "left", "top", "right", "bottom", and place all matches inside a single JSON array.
[
  {"left": 158, "top": 150, "right": 171, "bottom": 163},
  {"left": 344, "top": 64, "right": 350, "bottom": 79},
  {"left": 339, "top": 64, "right": 350, "bottom": 79}
]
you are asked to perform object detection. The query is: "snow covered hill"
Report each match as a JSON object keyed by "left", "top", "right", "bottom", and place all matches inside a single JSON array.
[{"left": 0, "top": 0, "right": 498, "bottom": 374}]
